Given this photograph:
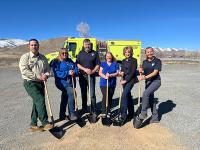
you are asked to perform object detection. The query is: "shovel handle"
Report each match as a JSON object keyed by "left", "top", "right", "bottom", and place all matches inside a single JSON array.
[
  {"left": 44, "top": 81, "right": 55, "bottom": 125},
  {"left": 106, "top": 79, "right": 109, "bottom": 109},
  {"left": 138, "top": 74, "right": 142, "bottom": 108},
  {"left": 118, "top": 77, "right": 123, "bottom": 109},
  {"left": 72, "top": 77, "right": 78, "bottom": 111},
  {"left": 88, "top": 75, "right": 91, "bottom": 107}
]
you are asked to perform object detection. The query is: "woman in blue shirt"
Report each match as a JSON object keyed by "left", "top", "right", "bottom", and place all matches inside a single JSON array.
[
  {"left": 99, "top": 52, "right": 119, "bottom": 117},
  {"left": 51, "top": 48, "right": 79, "bottom": 121}
]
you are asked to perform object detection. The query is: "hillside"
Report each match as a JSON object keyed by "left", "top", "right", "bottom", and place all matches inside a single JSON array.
[
  {"left": 0, "top": 37, "right": 199, "bottom": 69},
  {"left": 0, "top": 37, "right": 67, "bottom": 68}
]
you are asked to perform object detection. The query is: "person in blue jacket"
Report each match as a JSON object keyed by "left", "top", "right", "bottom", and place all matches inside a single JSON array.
[
  {"left": 51, "top": 48, "right": 79, "bottom": 121},
  {"left": 99, "top": 52, "right": 119, "bottom": 117}
]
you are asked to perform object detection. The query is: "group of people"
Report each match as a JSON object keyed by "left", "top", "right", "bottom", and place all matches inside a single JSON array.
[{"left": 19, "top": 38, "right": 161, "bottom": 132}]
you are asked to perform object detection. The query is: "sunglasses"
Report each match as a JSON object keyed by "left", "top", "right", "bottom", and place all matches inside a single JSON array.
[{"left": 61, "top": 52, "right": 68, "bottom": 55}]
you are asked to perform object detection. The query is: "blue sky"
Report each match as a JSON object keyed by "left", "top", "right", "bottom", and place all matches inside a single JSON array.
[{"left": 0, "top": 0, "right": 200, "bottom": 50}]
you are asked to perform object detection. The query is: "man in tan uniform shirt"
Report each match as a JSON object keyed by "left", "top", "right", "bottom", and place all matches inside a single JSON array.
[{"left": 19, "top": 39, "right": 53, "bottom": 132}]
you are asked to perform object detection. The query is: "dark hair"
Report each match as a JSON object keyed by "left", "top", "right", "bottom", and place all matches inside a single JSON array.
[
  {"left": 145, "top": 47, "right": 154, "bottom": 53},
  {"left": 29, "top": 39, "right": 39, "bottom": 45},
  {"left": 105, "top": 52, "right": 116, "bottom": 62},
  {"left": 123, "top": 46, "right": 133, "bottom": 56},
  {"left": 83, "top": 38, "right": 91, "bottom": 43}
]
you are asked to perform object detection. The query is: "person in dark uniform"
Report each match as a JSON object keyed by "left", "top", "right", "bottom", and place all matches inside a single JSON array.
[
  {"left": 76, "top": 39, "right": 100, "bottom": 116},
  {"left": 118, "top": 46, "right": 138, "bottom": 125},
  {"left": 138, "top": 47, "right": 162, "bottom": 123}
]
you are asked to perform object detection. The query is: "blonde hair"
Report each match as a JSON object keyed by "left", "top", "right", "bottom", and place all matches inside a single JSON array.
[
  {"left": 123, "top": 46, "right": 133, "bottom": 56},
  {"left": 57, "top": 48, "right": 68, "bottom": 61}
]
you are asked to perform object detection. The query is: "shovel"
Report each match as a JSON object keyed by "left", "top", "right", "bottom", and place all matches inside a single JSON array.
[
  {"left": 133, "top": 73, "right": 143, "bottom": 129},
  {"left": 72, "top": 77, "right": 86, "bottom": 127},
  {"left": 113, "top": 78, "right": 123, "bottom": 126},
  {"left": 87, "top": 75, "right": 97, "bottom": 123},
  {"left": 44, "top": 81, "right": 64, "bottom": 139},
  {"left": 101, "top": 79, "right": 112, "bottom": 126}
]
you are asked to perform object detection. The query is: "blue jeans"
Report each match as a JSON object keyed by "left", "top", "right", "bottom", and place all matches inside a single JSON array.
[
  {"left": 121, "top": 81, "right": 135, "bottom": 118},
  {"left": 79, "top": 74, "right": 96, "bottom": 112},
  {"left": 56, "top": 85, "right": 75, "bottom": 119}
]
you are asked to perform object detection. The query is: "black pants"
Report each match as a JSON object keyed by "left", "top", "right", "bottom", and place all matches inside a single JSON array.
[
  {"left": 100, "top": 86, "right": 115, "bottom": 114},
  {"left": 121, "top": 81, "right": 135, "bottom": 118},
  {"left": 79, "top": 74, "right": 96, "bottom": 112}
]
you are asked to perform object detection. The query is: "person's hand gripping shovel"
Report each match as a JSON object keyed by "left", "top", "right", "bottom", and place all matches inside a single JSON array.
[{"left": 44, "top": 81, "right": 64, "bottom": 139}]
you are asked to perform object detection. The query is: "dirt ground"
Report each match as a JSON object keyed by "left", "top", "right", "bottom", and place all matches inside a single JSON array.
[
  {"left": 37, "top": 121, "right": 184, "bottom": 150},
  {"left": 1, "top": 63, "right": 200, "bottom": 150}
]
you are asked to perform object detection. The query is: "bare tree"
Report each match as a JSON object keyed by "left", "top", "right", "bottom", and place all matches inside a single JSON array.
[{"left": 76, "top": 22, "right": 90, "bottom": 37}]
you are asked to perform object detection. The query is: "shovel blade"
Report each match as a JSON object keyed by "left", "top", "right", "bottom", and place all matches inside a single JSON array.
[
  {"left": 101, "top": 117, "right": 112, "bottom": 126},
  {"left": 49, "top": 126, "right": 64, "bottom": 139},
  {"left": 75, "top": 118, "right": 86, "bottom": 127},
  {"left": 87, "top": 113, "right": 97, "bottom": 123},
  {"left": 133, "top": 116, "right": 143, "bottom": 129},
  {"left": 113, "top": 117, "right": 124, "bottom": 127}
]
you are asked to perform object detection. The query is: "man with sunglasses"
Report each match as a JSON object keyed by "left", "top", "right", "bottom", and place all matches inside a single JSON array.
[
  {"left": 76, "top": 39, "right": 100, "bottom": 116},
  {"left": 19, "top": 39, "right": 53, "bottom": 132},
  {"left": 51, "top": 48, "right": 79, "bottom": 121}
]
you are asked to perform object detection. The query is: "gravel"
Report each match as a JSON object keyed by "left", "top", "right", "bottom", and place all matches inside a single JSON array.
[{"left": 0, "top": 64, "right": 200, "bottom": 150}]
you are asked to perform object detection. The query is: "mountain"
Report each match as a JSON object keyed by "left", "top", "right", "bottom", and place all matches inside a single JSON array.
[
  {"left": 0, "top": 37, "right": 68, "bottom": 68},
  {"left": 0, "top": 39, "right": 28, "bottom": 48},
  {"left": 0, "top": 37, "right": 199, "bottom": 69}
]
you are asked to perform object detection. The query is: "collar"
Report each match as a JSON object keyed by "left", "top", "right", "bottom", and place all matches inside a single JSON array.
[
  {"left": 30, "top": 51, "right": 40, "bottom": 58},
  {"left": 125, "top": 57, "right": 132, "bottom": 61},
  {"left": 146, "top": 56, "right": 156, "bottom": 62},
  {"left": 84, "top": 49, "right": 92, "bottom": 53}
]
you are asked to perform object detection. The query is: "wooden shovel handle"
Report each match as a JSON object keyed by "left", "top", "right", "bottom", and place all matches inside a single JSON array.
[
  {"left": 72, "top": 77, "right": 78, "bottom": 111},
  {"left": 44, "top": 81, "right": 55, "bottom": 125}
]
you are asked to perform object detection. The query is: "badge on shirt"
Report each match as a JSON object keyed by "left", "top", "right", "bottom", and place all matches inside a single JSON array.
[
  {"left": 91, "top": 53, "right": 95, "bottom": 56},
  {"left": 152, "top": 63, "right": 155, "bottom": 66}
]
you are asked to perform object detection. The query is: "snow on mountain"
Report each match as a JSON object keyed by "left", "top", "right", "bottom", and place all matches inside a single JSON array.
[
  {"left": 0, "top": 39, "right": 28, "bottom": 48},
  {"left": 153, "top": 47, "right": 190, "bottom": 52}
]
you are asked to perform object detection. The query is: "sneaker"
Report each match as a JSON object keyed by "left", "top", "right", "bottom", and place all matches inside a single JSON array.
[
  {"left": 127, "top": 113, "right": 134, "bottom": 120},
  {"left": 118, "top": 117, "right": 126, "bottom": 126},
  {"left": 69, "top": 113, "right": 78, "bottom": 121},
  {"left": 138, "top": 113, "right": 147, "bottom": 120},
  {"left": 43, "top": 123, "right": 53, "bottom": 131},
  {"left": 29, "top": 125, "right": 44, "bottom": 132},
  {"left": 80, "top": 109, "right": 87, "bottom": 116},
  {"left": 59, "top": 116, "right": 70, "bottom": 121},
  {"left": 150, "top": 119, "right": 159, "bottom": 124}
]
